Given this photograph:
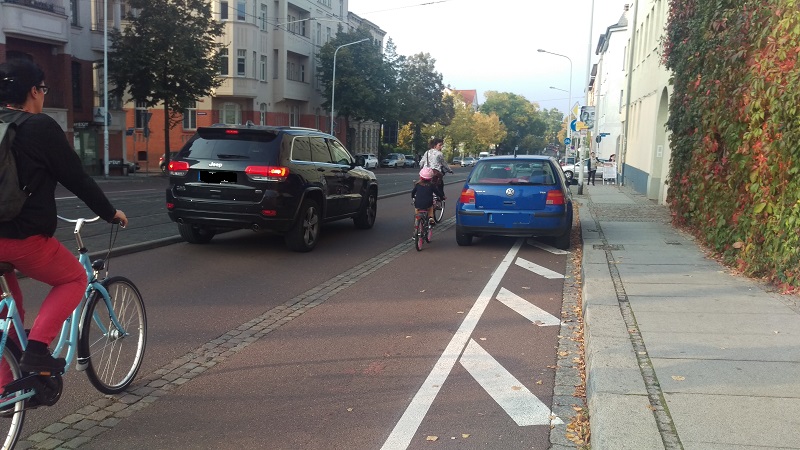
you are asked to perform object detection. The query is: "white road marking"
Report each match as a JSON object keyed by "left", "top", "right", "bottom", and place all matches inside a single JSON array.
[
  {"left": 515, "top": 257, "right": 564, "bottom": 279},
  {"left": 381, "top": 239, "right": 524, "bottom": 450},
  {"left": 459, "top": 339, "right": 563, "bottom": 426},
  {"left": 496, "top": 288, "right": 562, "bottom": 326},
  {"left": 526, "top": 239, "right": 570, "bottom": 255}
]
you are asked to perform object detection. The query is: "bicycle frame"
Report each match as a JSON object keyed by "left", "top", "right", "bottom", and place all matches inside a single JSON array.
[{"left": 0, "top": 217, "right": 129, "bottom": 409}]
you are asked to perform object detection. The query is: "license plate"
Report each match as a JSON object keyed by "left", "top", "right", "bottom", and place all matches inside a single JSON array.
[{"left": 200, "top": 171, "right": 237, "bottom": 183}]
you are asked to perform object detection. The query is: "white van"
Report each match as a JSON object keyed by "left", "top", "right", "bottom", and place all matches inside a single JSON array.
[{"left": 478, "top": 151, "right": 491, "bottom": 159}]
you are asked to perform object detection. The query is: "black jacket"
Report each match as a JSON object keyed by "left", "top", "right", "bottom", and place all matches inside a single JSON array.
[
  {"left": 411, "top": 181, "right": 445, "bottom": 209},
  {"left": 0, "top": 110, "right": 116, "bottom": 239}
]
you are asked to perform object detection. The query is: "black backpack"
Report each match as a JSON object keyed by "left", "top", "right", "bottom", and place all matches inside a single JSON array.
[{"left": 0, "top": 109, "right": 32, "bottom": 222}]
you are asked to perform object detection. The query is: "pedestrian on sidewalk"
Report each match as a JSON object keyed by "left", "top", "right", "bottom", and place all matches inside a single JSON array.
[{"left": 588, "top": 152, "right": 598, "bottom": 186}]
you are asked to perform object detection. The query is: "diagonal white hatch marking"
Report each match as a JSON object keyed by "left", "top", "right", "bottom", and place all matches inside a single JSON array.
[
  {"left": 459, "top": 339, "right": 563, "bottom": 426},
  {"left": 515, "top": 257, "right": 565, "bottom": 279},
  {"left": 527, "top": 239, "right": 570, "bottom": 255},
  {"left": 496, "top": 288, "right": 562, "bottom": 326}
]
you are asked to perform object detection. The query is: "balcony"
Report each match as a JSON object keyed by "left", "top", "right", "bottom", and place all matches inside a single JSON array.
[
  {"left": 1, "top": 0, "right": 69, "bottom": 43},
  {"left": 213, "top": 77, "right": 261, "bottom": 98}
]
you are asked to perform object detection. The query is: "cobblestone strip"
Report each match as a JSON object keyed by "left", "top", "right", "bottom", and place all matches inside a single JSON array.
[
  {"left": 17, "top": 219, "right": 456, "bottom": 449},
  {"left": 549, "top": 243, "right": 586, "bottom": 449}
]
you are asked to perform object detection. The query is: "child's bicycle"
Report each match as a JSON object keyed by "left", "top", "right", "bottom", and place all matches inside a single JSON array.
[
  {"left": 413, "top": 209, "right": 434, "bottom": 251},
  {"left": 0, "top": 216, "right": 147, "bottom": 449}
]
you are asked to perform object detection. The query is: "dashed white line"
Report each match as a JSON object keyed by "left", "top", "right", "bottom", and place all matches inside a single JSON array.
[
  {"left": 496, "top": 287, "right": 562, "bottom": 326},
  {"left": 515, "top": 256, "right": 565, "bottom": 279}
]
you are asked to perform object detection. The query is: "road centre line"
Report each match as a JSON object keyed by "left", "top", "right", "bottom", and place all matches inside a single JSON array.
[{"left": 381, "top": 239, "right": 524, "bottom": 450}]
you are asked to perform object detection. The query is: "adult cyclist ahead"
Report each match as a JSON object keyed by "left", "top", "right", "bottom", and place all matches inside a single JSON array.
[{"left": 420, "top": 137, "right": 453, "bottom": 192}]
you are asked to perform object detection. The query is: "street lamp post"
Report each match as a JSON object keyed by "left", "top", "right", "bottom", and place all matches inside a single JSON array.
[
  {"left": 330, "top": 38, "right": 369, "bottom": 136},
  {"left": 103, "top": 0, "right": 109, "bottom": 177},
  {"left": 538, "top": 49, "right": 577, "bottom": 190},
  {"left": 549, "top": 86, "right": 570, "bottom": 157}
]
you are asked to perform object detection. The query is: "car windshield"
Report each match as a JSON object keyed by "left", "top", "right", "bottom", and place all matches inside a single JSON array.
[{"left": 468, "top": 161, "right": 557, "bottom": 185}]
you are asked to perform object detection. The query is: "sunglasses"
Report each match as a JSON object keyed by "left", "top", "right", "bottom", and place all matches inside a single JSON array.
[{"left": 36, "top": 85, "right": 49, "bottom": 95}]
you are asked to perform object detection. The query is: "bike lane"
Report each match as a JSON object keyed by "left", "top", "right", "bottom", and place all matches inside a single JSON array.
[{"left": 73, "top": 227, "right": 570, "bottom": 450}]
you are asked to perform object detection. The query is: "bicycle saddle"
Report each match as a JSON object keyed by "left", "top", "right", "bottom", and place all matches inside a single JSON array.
[{"left": 0, "top": 262, "right": 14, "bottom": 274}]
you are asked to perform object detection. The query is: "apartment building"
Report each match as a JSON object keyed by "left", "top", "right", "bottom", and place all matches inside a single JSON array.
[{"left": 1, "top": 0, "right": 385, "bottom": 174}]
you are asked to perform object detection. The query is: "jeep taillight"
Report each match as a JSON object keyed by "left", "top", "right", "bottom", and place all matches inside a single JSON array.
[
  {"left": 245, "top": 166, "right": 289, "bottom": 182},
  {"left": 168, "top": 161, "right": 190, "bottom": 176},
  {"left": 546, "top": 189, "right": 565, "bottom": 205},
  {"left": 459, "top": 188, "right": 476, "bottom": 204}
]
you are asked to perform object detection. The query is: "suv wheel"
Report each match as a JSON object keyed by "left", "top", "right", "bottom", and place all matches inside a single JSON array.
[
  {"left": 285, "top": 199, "right": 320, "bottom": 252},
  {"left": 178, "top": 223, "right": 216, "bottom": 244},
  {"left": 353, "top": 191, "right": 377, "bottom": 229}
]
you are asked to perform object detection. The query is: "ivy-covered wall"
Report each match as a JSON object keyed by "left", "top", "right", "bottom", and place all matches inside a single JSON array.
[{"left": 664, "top": 0, "right": 800, "bottom": 289}]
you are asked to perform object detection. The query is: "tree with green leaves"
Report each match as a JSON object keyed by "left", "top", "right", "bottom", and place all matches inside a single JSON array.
[
  {"left": 317, "top": 27, "right": 387, "bottom": 123},
  {"left": 396, "top": 53, "right": 454, "bottom": 151},
  {"left": 108, "top": 0, "right": 224, "bottom": 160},
  {"left": 479, "top": 91, "right": 546, "bottom": 154}
]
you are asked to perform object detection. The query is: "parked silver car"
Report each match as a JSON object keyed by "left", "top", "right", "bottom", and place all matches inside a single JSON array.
[{"left": 356, "top": 153, "right": 379, "bottom": 170}]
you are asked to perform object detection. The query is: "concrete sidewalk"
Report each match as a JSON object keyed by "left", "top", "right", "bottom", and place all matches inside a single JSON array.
[{"left": 579, "top": 183, "right": 800, "bottom": 449}]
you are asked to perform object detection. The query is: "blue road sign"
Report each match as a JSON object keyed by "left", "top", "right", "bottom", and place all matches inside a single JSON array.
[
  {"left": 564, "top": 138, "right": 571, "bottom": 145},
  {"left": 570, "top": 120, "right": 577, "bottom": 132}
]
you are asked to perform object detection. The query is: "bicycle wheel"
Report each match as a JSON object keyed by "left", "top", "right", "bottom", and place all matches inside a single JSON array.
[
  {"left": 0, "top": 345, "right": 25, "bottom": 450},
  {"left": 434, "top": 199, "right": 445, "bottom": 223},
  {"left": 80, "top": 276, "right": 147, "bottom": 394},
  {"left": 425, "top": 222, "right": 433, "bottom": 243},
  {"left": 415, "top": 219, "right": 424, "bottom": 251}
]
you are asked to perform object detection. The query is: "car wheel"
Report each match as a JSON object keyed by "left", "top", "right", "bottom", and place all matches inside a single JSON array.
[
  {"left": 178, "top": 223, "right": 216, "bottom": 244},
  {"left": 564, "top": 170, "right": 574, "bottom": 182},
  {"left": 285, "top": 199, "right": 320, "bottom": 252},
  {"left": 455, "top": 225, "right": 473, "bottom": 246},
  {"left": 160, "top": 164, "right": 167, "bottom": 174},
  {"left": 354, "top": 190, "right": 377, "bottom": 229}
]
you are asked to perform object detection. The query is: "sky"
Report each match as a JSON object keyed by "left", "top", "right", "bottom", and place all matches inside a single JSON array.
[{"left": 346, "top": 0, "right": 632, "bottom": 115}]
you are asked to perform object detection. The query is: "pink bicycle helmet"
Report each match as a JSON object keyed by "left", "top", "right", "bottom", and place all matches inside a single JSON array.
[{"left": 419, "top": 167, "right": 434, "bottom": 180}]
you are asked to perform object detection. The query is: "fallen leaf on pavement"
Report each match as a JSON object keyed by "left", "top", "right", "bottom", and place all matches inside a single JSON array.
[
  {"left": 426, "top": 436, "right": 438, "bottom": 441},
  {"left": 462, "top": 434, "right": 470, "bottom": 438},
  {"left": 671, "top": 375, "right": 685, "bottom": 381}
]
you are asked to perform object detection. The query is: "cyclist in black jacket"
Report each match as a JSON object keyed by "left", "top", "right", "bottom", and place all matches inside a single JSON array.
[
  {"left": 0, "top": 58, "right": 127, "bottom": 375},
  {"left": 412, "top": 167, "right": 445, "bottom": 227}
]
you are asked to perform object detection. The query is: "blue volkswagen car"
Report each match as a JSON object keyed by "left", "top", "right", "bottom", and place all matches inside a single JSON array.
[{"left": 455, "top": 155, "right": 573, "bottom": 249}]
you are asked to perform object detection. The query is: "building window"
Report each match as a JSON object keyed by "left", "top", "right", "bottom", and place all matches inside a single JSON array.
[
  {"left": 183, "top": 103, "right": 197, "bottom": 130},
  {"left": 300, "top": 20, "right": 306, "bottom": 37},
  {"left": 300, "top": 64, "right": 305, "bottom": 83},
  {"left": 273, "top": 49, "right": 278, "bottom": 79},
  {"left": 316, "top": 23, "right": 321, "bottom": 44},
  {"left": 72, "top": 62, "right": 82, "bottom": 110},
  {"left": 317, "top": 0, "right": 331, "bottom": 6},
  {"left": 260, "top": 103, "right": 267, "bottom": 125},
  {"left": 252, "top": 51, "right": 257, "bottom": 78},
  {"left": 220, "top": 1, "right": 228, "bottom": 20},
  {"left": 220, "top": 48, "right": 229, "bottom": 75},
  {"left": 134, "top": 101, "right": 148, "bottom": 129},
  {"left": 236, "top": 0, "right": 245, "bottom": 20},
  {"left": 290, "top": 105, "right": 299, "bottom": 126},
  {"left": 237, "top": 49, "right": 246, "bottom": 76},
  {"left": 221, "top": 103, "right": 241, "bottom": 125},
  {"left": 70, "top": 0, "right": 79, "bottom": 26},
  {"left": 326, "top": 27, "right": 331, "bottom": 43},
  {"left": 260, "top": 55, "right": 267, "bottom": 81},
  {"left": 260, "top": 4, "right": 267, "bottom": 31}
]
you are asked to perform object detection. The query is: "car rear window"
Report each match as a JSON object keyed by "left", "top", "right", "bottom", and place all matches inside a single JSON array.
[
  {"left": 469, "top": 161, "right": 557, "bottom": 185},
  {"left": 180, "top": 128, "right": 280, "bottom": 163}
]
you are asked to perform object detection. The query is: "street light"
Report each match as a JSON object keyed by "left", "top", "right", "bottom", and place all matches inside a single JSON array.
[
  {"left": 330, "top": 38, "right": 369, "bottom": 136},
  {"left": 103, "top": 0, "right": 109, "bottom": 177},
  {"left": 538, "top": 49, "right": 577, "bottom": 187}
]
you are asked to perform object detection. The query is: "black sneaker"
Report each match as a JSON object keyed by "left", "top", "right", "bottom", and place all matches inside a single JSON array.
[{"left": 19, "top": 351, "right": 65, "bottom": 375}]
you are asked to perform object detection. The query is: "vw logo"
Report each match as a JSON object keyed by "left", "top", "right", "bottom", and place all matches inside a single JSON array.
[
  {"left": 505, "top": 188, "right": 515, "bottom": 197},
  {"left": 209, "top": 162, "right": 223, "bottom": 168}
]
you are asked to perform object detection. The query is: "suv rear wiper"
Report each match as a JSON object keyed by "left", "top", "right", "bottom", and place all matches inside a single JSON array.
[{"left": 215, "top": 154, "right": 250, "bottom": 159}]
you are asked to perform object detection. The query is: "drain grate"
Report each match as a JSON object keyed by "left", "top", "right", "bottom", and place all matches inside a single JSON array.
[{"left": 593, "top": 244, "right": 624, "bottom": 251}]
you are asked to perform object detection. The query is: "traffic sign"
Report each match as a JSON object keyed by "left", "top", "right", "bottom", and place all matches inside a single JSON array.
[
  {"left": 564, "top": 138, "right": 571, "bottom": 145},
  {"left": 570, "top": 120, "right": 577, "bottom": 132}
]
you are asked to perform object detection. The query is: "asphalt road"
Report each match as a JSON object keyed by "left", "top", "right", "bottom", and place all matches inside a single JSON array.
[{"left": 11, "top": 166, "right": 575, "bottom": 449}]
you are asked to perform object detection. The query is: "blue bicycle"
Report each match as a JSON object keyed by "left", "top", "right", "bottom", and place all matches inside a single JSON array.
[{"left": 0, "top": 216, "right": 147, "bottom": 449}]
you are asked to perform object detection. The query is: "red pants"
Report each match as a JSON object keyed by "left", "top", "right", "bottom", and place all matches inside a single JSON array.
[{"left": 0, "top": 235, "right": 86, "bottom": 346}]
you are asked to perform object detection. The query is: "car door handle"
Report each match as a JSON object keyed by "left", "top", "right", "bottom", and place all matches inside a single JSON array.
[{"left": 317, "top": 168, "right": 326, "bottom": 172}]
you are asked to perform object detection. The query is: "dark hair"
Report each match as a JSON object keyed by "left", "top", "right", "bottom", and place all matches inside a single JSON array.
[
  {"left": 0, "top": 58, "right": 45, "bottom": 107},
  {"left": 428, "top": 137, "right": 443, "bottom": 148}
]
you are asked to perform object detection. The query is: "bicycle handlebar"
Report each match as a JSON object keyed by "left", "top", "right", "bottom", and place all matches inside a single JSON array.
[{"left": 57, "top": 215, "right": 101, "bottom": 237}]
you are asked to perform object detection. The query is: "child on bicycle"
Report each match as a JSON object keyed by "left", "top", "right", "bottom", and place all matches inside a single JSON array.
[
  {"left": 0, "top": 58, "right": 128, "bottom": 376},
  {"left": 412, "top": 167, "right": 445, "bottom": 232}
]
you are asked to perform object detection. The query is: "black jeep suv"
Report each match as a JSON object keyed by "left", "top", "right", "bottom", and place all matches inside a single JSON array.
[{"left": 165, "top": 124, "right": 378, "bottom": 252}]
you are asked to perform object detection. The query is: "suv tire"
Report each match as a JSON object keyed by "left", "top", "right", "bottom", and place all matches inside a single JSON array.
[
  {"left": 178, "top": 223, "right": 216, "bottom": 244},
  {"left": 353, "top": 191, "right": 377, "bottom": 229},
  {"left": 285, "top": 199, "right": 320, "bottom": 252}
]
